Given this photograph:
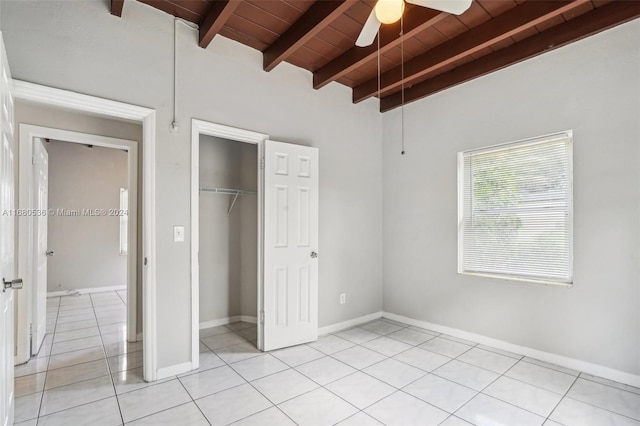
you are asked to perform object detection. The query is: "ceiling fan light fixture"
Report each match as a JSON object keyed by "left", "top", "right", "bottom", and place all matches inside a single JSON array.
[{"left": 374, "top": 0, "right": 405, "bottom": 24}]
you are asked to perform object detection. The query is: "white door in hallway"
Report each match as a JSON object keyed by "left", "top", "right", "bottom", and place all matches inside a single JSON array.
[
  {"left": 0, "top": 32, "right": 16, "bottom": 426},
  {"left": 32, "top": 137, "right": 48, "bottom": 355},
  {"left": 262, "top": 140, "right": 319, "bottom": 351}
]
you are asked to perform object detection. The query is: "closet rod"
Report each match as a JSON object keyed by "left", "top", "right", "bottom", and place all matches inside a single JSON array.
[
  {"left": 199, "top": 187, "right": 257, "bottom": 216},
  {"left": 199, "top": 187, "right": 257, "bottom": 195}
]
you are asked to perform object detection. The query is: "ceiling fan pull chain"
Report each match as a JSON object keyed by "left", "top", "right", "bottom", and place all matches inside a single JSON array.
[
  {"left": 401, "top": 15, "right": 405, "bottom": 156},
  {"left": 378, "top": 28, "right": 382, "bottom": 144}
]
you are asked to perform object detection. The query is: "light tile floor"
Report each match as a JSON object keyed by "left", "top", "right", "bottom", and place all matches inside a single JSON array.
[{"left": 13, "top": 291, "right": 640, "bottom": 425}]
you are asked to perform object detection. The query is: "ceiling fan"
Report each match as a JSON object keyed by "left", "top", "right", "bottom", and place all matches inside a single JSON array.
[{"left": 356, "top": 0, "right": 473, "bottom": 47}]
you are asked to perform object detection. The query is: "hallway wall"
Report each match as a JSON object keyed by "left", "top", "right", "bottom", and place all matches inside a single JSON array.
[{"left": 47, "top": 140, "right": 128, "bottom": 292}]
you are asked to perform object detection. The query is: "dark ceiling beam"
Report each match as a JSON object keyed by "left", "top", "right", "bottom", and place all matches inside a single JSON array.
[
  {"left": 380, "top": 0, "right": 640, "bottom": 112},
  {"left": 199, "top": 0, "right": 242, "bottom": 49},
  {"left": 110, "top": 0, "right": 124, "bottom": 17},
  {"left": 354, "top": 0, "right": 590, "bottom": 104},
  {"left": 263, "top": 1, "right": 357, "bottom": 72},
  {"left": 312, "top": 6, "right": 447, "bottom": 90}
]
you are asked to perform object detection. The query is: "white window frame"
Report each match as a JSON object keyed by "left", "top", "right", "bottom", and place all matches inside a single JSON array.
[
  {"left": 457, "top": 131, "right": 573, "bottom": 286},
  {"left": 119, "top": 187, "right": 128, "bottom": 255}
]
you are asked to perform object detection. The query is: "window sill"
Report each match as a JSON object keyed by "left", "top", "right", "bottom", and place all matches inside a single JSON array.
[{"left": 459, "top": 271, "right": 573, "bottom": 288}]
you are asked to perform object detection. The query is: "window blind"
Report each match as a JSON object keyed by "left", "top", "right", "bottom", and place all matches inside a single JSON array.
[{"left": 458, "top": 132, "right": 573, "bottom": 284}]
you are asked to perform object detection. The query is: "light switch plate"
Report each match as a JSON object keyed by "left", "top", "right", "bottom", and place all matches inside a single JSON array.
[{"left": 174, "top": 226, "right": 185, "bottom": 242}]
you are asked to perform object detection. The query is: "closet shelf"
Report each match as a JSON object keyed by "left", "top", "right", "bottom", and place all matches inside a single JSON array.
[
  {"left": 199, "top": 187, "right": 257, "bottom": 216},
  {"left": 199, "top": 187, "right": 257, "bottom": 195}
]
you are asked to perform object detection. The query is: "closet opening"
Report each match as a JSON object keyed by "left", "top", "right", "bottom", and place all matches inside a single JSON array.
[{"left": 197, "top": 134, "right": 261, "bottom": 362}]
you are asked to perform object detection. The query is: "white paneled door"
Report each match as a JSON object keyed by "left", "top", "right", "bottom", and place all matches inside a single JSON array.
[
  {"left": 263, "top": 140, "right": 319, "bottom": 351},
  {"left": 32, "top": 138, "right": 48, "bottom": 355},
  {"left": 0, "top": 33, "right": 16, "bottom": 426}
]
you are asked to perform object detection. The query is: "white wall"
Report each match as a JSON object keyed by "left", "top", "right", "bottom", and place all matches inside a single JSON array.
[
  {"left": 382, "top": 20, "right": 640, "bottom": 376},
  {"left": 1, "top": 1, "right": 382, "bottom": 370},
  {"left": 199, "top": 135, "right": 257, "bottom": 323},
  {"left": 47, "top": 140, "right": 127, "bottom": 292}
]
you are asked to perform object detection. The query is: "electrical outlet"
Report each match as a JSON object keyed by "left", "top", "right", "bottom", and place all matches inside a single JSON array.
[{"left": 339, "top": 293, "right": 346, "bottom": 304}]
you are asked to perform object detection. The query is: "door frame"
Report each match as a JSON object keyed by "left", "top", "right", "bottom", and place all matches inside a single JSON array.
[
  {"left": 190, "top": 119, "right": 267, "bottom": 368},
  {"left": 13, "top": 81, "right": 158, "bottom": 382},
  {"left": 17, "top": 124, "right": 138, "bottom": 360}
]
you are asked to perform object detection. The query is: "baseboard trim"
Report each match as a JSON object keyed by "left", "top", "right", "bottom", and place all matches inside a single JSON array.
[
  {"left": 200, "top": 315, "right": 258, "bottom": 329},
  {"left": 47, "top": 285, "right": 126, "bottom": 298},
  {"left": 318, "top": 311, "right": 383, "bottom": 335},
  {"left": 382, "top": 311, "right": 640, "bottom": 388},
  {"left": 240, "top": 315, "right": 257, "bottom": 324},
  {"left": 157, "top": 361, "right": 192, "bottom": 380}
]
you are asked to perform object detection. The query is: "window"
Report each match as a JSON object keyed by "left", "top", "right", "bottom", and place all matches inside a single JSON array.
[
  {"left": 458, "top": 131, "right": 573, "bottom": 285},
  {"left": 119, "top": 188, "right": 128, "bottom": 255}
]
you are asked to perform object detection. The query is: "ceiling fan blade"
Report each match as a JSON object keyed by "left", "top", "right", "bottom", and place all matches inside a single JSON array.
[
  {"left": 406, "top": 0, "right": 472, "bottom": 15},
  {"left": 356, "top": 9, "right": 382, "bottom": 47}
]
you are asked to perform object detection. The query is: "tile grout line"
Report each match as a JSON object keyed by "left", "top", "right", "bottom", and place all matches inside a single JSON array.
[
  {"left": 325, "top": 348, "right": 455, "bottom": 419},
  {"left": 36, "top": 295, "right": 61, "bottom": 422},
  {"left": 47, "top": 328, "right": 102, "bottom": 345},
  {"left": 89, "top": 292, "right": 126, "bottom": 426},
  {"left": 33, "top": 294, "right": 105, "bottom": 421},
  {"left": 37, "top": 396, "right": 118, "bottom": 424},
  {"left": 306, "top": 331, "right": 451, "bottom": 421},
  {"left": 331, "top": 325, "right": 552, "bottom": 422},
  {"left": 545, "top": 372, "right": 581, "bottom": 424},
  {"left": 438, "top": 414, "right": 469, "bottom": 426},
  {"left": 448, "top": 338, "right": 637, "bottom": 423},
  {"left": 200, "top": 326, "right": 369, "bottom": 424},
  {"left": 45, "top": 345, "right": 142, "bottom": 375},
  {"left": 76, "top": 317, "right": 638, "bottom": 426},
  {"left": 201, "top": 329, "right": 293, "bottom": 409},
  {"left": 577, "top": 372, "right": 640, "bottom": 395},
  {"left": 44, "top": 343, "right": 104, "bottom": 359},
  {"left": 195, "top": 331, "right": 302, "bottom": 425},
  {"left": 199, "top": 320, "right": 640, "bottom": 426},
  {"left": 556, "top": 394, "right": 640, "bottom": 423},
  {"left": 278, "top": 322, "right": 640, "bottom": 423},
  {"left": 329, "top": 327, "right": 418, "bottom": 423},
  {"left": 521, "top": 357, "right": 580, "bottom": 376},
  {"left": 175, "top": 378, "right": 213, "bottom": 426},
  {"left": 488, "top": 361, "right": 575, "bottom": 396},
  {"left": 227, "top": 374, "right": 302, "bottom": 425},
  {"left": 467, "top": 393, "right": 547, "bottom": 421},
  {"left": 115, "top": 290, "right": 127, "bottom": 305},
  {"left": 448, "top": 347, "right": 546, "bottom": 422}
]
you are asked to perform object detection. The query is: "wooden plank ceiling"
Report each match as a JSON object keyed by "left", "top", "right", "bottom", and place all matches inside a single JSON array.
[{"left": 111, "top": 0, "right": 640, "bottom": 112}]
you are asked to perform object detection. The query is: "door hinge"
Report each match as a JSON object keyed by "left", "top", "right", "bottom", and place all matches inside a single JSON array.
[
  {"left": 260, "top": 158, "right": 265, "bottom": 170},
  {"left": 259, "top": 310, "right": 265, "bottom": 324},
  {"left": 32, "top": 155, "right": 36, "bottom": 165},
  {"left": 144, "top": 257, "right": 148, "bottom": 266}
]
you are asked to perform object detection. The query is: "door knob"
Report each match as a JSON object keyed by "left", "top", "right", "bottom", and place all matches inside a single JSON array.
[
  {"left": 310, "top": 251, "right": 318, "bottom": 258},
  {"left": 46, "top": 250, "right": 54, "bottom": 256},
  {"left": 3, "top": 278, "right": 23, "bottom": 292}
]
